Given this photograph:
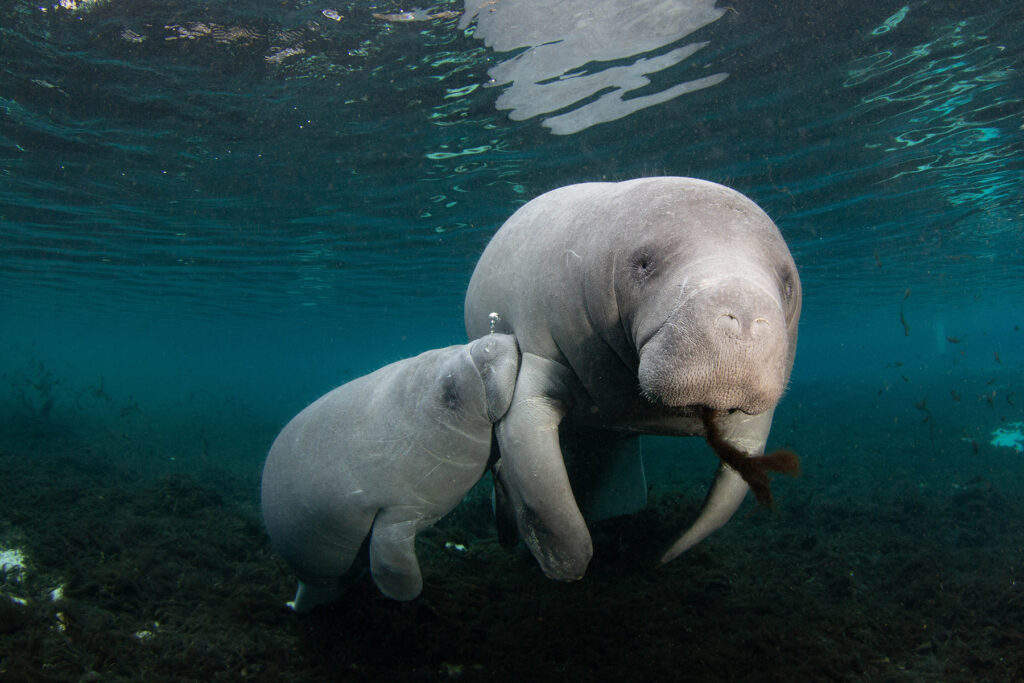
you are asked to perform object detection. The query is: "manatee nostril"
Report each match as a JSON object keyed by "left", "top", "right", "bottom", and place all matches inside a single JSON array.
[{"left": 716, "top": 313, "right": 740, "bottom": 336}]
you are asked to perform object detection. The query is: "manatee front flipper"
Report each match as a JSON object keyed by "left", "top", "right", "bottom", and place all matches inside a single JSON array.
[
  {"left": 368, "top": 509, "right": 424, "bottom": 601},
  {"left": 494, "top": 352, "right": 592, "bottom": 581}
]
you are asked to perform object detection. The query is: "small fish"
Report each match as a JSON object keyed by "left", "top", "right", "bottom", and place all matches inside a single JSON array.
[{"left": 899, "top": 289, "right": 911, "bottom": 336}]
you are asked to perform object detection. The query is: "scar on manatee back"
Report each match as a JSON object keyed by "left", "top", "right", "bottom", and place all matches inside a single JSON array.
[{"left": 700, "top": 407, "right": 800, "bottom": 507}]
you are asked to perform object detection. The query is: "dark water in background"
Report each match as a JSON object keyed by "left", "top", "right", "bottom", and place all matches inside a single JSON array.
[{"left": 1, "top": 0, "right": 1022, "bottom": 642}]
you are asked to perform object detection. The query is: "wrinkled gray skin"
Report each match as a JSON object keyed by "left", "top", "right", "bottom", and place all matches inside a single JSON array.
[
  {"left": 464, "top": 177, "right": 801, "bottom": 581},
  {"left": 261, "top": 335, "right": 519, "bottom": 611}
]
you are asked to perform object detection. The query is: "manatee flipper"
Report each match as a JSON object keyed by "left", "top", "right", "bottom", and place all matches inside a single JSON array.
[
  {"left": 368, "top": 510, "right": 424, "bottom": 601},
  {"left": 562, "top": 432, "right": 646, "bottom": 521},
  {"left": 493, "top": 352, "right": 592, "bottom": 581}
]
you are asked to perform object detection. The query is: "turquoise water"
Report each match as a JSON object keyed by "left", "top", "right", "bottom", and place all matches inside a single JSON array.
[
  {"left": 1, "top": 0, "right": 1023, "bottom": 678},
  {"left": 3, "top": 1, "right": 1021, "bottom": 415}
]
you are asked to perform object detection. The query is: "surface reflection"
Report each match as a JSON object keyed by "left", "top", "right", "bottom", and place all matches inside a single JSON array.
[{"left": 460, "top": 0, "right": 729, "bottom": 134}]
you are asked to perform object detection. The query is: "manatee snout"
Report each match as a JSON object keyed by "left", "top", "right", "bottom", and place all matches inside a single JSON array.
[{"left": 638, "top": 277, "right": 789, "bottom": 414}]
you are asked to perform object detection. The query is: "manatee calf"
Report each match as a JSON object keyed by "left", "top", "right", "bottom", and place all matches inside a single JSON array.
[
  {"left": 464, "top": 177, "right": 801, "bottom": 581},
  {"left": 261, "top": 334, "right": 519, "bottom": 611}
]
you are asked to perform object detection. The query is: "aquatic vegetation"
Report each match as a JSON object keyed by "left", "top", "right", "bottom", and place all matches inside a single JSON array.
[
  {"left": 2, "top": 429, "right": 1024, "bottom": 679},
  {"left": 699, "top": 406, "right": 800, "bottom": 507},
  {"left": 51, "top": 0, "right": 109, "bottom": 12},
  {"left": 1, "top": 351, "right": 61, "bottom": 423},
  {"left": 0, "top": 547, "right": 27, "bottom": 586}
]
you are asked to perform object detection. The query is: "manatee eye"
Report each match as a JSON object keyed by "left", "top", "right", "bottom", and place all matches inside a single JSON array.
[
  {"left": 630, "top": 249, "right": 656, "bottom": 284},
  {"left": 778, "top": 267, "right": 798, "bottom": 316},
  {"left": 781, "top": 271, "right": 793, "bottom": 301}
]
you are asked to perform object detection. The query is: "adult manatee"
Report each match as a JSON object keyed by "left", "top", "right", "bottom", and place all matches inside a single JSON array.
[
  {"left": 261, "top": 334, "right": 519, "bottom": 611},
  {"left": 464, "top": 177, "right": 801, "bottom": 581}
]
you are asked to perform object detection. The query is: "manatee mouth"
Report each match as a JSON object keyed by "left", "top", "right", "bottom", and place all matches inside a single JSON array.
[
  {"left": 637, "top": 275, "right": 790, "bottom": 416},
  {"left": 636, "top": 397, "right": 745, "bottom": 420},
  {"left": 638, "top": 381, "right": 777, "bottom": 417},
  {"left": 636, "top": 328, "right": 786, "bottom": 417}
]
